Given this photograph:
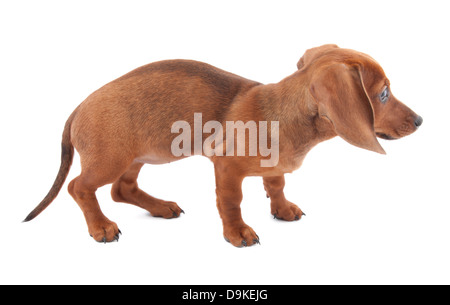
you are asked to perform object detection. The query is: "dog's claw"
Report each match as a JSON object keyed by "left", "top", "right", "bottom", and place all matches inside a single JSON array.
[
  {"left": 172, "top": 209, "right": 185, "bottom": 218},
  {"left": 118, "top": 229, "right": 122, "bottom": 235},
  {"left": 102, "top": 237, "right": 107, "bottom": 244},
  {"left": 224, "top": 236, "right": 258, "bottom": 247},
  {"left": 274, "top": 211, "right": 305, "bottom": 221}
]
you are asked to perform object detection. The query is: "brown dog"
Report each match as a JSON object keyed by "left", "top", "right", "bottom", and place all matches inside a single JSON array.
[{"left": 24, "top": 44, "right": 422, "bottom": 246}]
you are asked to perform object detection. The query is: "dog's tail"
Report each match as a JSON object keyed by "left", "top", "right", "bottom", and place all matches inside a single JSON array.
[{"left": 23, "top": 109, "right": 77, "bottom": 222}]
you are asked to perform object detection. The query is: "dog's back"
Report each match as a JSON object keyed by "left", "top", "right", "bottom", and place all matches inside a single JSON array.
[{"left": 71, "top": 60, "right": 260, "bottom": 160}]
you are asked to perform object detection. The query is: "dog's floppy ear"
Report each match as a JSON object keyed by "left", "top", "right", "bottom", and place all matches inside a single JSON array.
[
  {"left": 309, "top": 63, "right": 385, "bottom": 154},
  {"left": 297, "top": 44, "right": 339, "bottom": 70}
]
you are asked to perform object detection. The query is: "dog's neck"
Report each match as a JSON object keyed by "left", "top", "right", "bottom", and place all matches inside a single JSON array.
[{"left": 254, "top": 70, "right": 336, "bottom": 157}]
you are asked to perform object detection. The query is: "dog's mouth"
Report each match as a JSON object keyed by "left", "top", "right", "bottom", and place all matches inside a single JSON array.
[{"left": 376, "top": 132, "right": 397, "bottom": 140}]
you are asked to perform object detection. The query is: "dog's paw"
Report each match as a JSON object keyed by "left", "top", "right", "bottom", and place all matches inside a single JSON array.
[
  {"left": 148, "top": 201, "right": 184, "bottom": 219},
  {"left": 223, "top": 224, "right": 260, "bottom": 247},
  {"left": 272, "top": 201, "right": 305, "bottom": 221},
  {"left": 88, "top": 219, "right": 121, "bottom": 243}
]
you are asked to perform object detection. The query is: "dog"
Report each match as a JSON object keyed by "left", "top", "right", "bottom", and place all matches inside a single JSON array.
[{"left": 24, "top": 44, "right": 422, "bottom": 247}]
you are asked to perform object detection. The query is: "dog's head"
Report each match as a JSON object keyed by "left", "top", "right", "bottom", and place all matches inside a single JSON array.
[{"left": 298, "top": 44, "right": 422, "bottom": 154}]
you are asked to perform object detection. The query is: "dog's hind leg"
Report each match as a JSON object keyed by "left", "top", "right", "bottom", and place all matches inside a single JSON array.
[
  {"left": 111, "top": 162, "right": 183, "bottom": 218},
  {"left": 67, "top": 157, "right": 132, "bottom": 242}
]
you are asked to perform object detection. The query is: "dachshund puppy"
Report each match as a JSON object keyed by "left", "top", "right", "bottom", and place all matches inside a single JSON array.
[{"left": 24, "top": 44, "right": 422, "bottom": 246}]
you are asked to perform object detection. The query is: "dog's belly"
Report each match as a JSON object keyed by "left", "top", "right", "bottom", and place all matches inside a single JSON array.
[{"left": 134, "top": 154, "right": 185, "bottom": 165}]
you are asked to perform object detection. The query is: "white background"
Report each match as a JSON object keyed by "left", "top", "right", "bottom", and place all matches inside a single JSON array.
[{"left": 1, "top": 0, "right": 449, "bottom": 285}]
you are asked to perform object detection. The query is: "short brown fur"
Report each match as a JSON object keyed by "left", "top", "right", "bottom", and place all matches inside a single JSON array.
[{"left": 25, "top": 45, "right": 422, "bottom": 246}]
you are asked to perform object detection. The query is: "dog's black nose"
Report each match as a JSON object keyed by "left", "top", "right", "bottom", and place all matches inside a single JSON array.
[{"left": 414, "top": 115, "right": 423, "bottom": 127}]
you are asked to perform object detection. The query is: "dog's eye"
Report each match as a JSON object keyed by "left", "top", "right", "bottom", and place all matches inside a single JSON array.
[{"left": 380, "top": 87, "right": 390, "bottom": 104}]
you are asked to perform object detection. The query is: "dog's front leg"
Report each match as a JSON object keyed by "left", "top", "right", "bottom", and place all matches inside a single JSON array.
[
  {"left": 263, "top": 175, "right": 305, "bottom": 221},
  {"left": 214, "top": 161, "right": 260, "bottom": 247}
]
